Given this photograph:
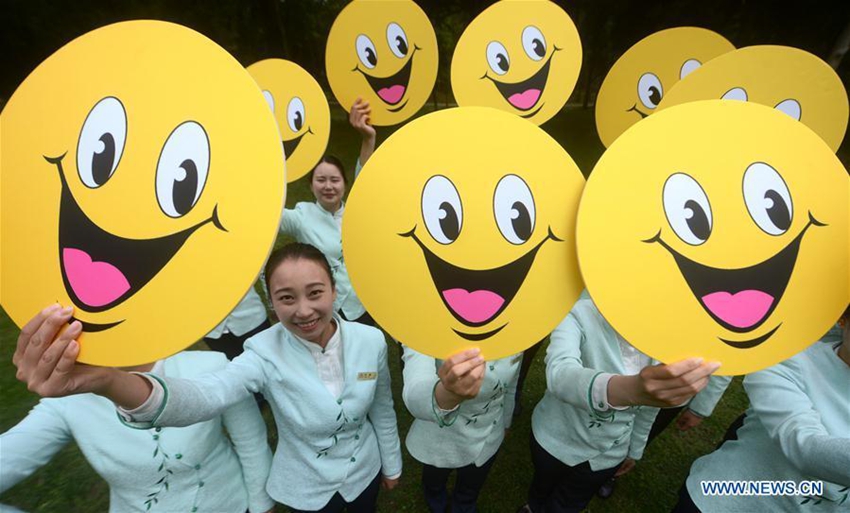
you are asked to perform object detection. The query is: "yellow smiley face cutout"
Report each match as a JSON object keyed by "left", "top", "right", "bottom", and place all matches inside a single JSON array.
[
  {"left": 578, "top": 101, "right": 849, "bottom": 376},
  {"left": 450, "top": 0, "right": 581, "bottom": 125},
  {"left": 659, "top": 45, "right": 849, "bottom": 152},
  {"left": 595, "top": 27, "right": 734, "bottom": 147},
  {"left": 325, "top": 0, "right": 438, "bottom": 126},
  {"left": 248, "top": 59, "right": 330, "bottom": 182},
  {"left": 0, "top": 21, "right": 285, "bottom": 366},
  {"left": 344, "top": 107, "right": 585, "bottom": 360}
]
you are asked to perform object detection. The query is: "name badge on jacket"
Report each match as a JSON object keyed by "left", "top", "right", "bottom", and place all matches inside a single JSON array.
[{"left": 357, "top": 372, "right": 377, "bottom": 381}]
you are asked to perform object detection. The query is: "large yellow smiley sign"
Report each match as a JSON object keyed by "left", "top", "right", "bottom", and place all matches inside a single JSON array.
[
  {"left": 595, "top": 27, "right": 734, "bottom": 148},
  {"left": 0, "top": 21, "right": 286, "bottom": 366},
  {"left": 325, "top": 0, "right": 438, "bottom": 126},
  {"left": 248, "top": 59, "right": 331, "bottom": 182},
  {"left": 578, "top": 101, "right": 849, "bottom": 376},
  {"left": 450, "top": 0, "right": 581, "bottom": 125},
  {"left": 344, "top": 107, "right": 585, "bottom": 360},
  {"left": 659, "top": 45, "right": 849, "bottom": 152}
]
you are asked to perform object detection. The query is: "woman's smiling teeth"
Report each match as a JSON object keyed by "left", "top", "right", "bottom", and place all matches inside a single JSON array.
[{"left": 295, "top": 318, "right": 320, "bottom": 331}]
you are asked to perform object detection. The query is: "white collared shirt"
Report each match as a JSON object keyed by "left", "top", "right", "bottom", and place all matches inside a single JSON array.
[{"left": 292, "top": 320, "right": 345, "bottom": 399}]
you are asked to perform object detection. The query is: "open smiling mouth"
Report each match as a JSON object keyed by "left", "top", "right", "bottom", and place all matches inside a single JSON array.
[
  {"left": 282, "top": 128, "right": 311, "bottom": 158},
  {"left": 400, "top": 226, "right": 561, "bottom": 341},
  {"left": 357, "top": 47, "right": 418, "bottom": 110},
  {"left": 485, "top": 51, "right": 556, "bottom": 117},
  {"left": 644, "top": 213, "right": 823, "bottom": 348},
  {"left": 46, "top": 153, "right": 225, "bottom": 330}
]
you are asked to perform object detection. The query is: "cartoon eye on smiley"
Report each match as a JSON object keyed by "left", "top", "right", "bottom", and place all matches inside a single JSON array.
[
  {"left": 451, "top": 0, "right": 581, "bottom": 125},
  {"left": 248, "top": 59, "right": 331, "bottom": 182},
  {"left": 326, "top": 0, "right": 438, "bottom": 126},
  {"left": 578, "top": 100, "right": 848, "bottom": 376},
  {"left": 595, "top": 27, "right": 734, "bottom": 148},
  {"left": 0, "top": 21, "right": 286, "bottom": 366},
  {"left": 344, "top": 107, "right": 585, "bottom": 360},
  {"left": 658, "top": 45, "right": 849, "bottom": 152}
]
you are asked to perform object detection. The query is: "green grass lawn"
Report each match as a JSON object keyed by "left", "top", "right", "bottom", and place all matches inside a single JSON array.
[{"left": 0, "top": 105, "right": 749, "bottom": 512}]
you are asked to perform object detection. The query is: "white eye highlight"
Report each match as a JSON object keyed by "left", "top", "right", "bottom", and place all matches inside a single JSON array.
[
  {"left": 486, "top": 41, "right": 510, "bottom": 75},
  {"left": 422, "top": 175, "right": 463, "bottom": 244},
  {"left": 663, "top": 173, "right": 713, "bottom": 246},
  {"left": 494, "top": 175, "right": 536, "bottom": 245},
  {"left": 679, "top": 58, "right": 701, "bottom": 79},
  {"left": 262, "top": 90, "right": 275, "bottom": 113},
  {"left": 522, "top": 26, "right": 547, "bottom": 61},
  {"left": 774, "top": 99, "right": 801, "bottom": 121},
  {"left": 637, "top": 73, "right": 663, "bottom": 109},
  {"left": 156, "top": 121, "right": 210, "bottom": 218},
  {"left": 77, "top": 96, "right": 127, "bottom": 188},
  {"left": 287, "top": 97, "right": 306, "bottom": 133},
  {"left": 743, "top": 162, "right": 793, "bottom": 236},
  {"left": 356, "top": 34, "right": 378, "bottom": 69},
  {"left": 721, "top": 87, "right": 748, "bottom": 101},
  {"left": 386, "top": 22, "right": 409, "bottom": 58}
]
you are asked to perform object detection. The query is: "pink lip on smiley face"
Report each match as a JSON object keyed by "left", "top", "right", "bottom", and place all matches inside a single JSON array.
[
  {"left": 47, "top": 153, "right": 224, "bottom": 319},
  {"left": 646, "top": 213, "right": 822, "bottom": 348},
  {"left": 401, "top": 226, "right": 561, "bottom": 341}
]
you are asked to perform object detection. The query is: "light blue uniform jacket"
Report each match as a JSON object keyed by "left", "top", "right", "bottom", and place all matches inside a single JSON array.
[
  {"left": 531, "top": 297, "right": 660, "bottom": 471},
  {"left": 123, "top": 320, "right": 402, "bottom": 511},
  {"left": 402, "top": 346, "right": 521, "bottom": 468},
  {"left": 0, "top": 352, "right": 273, "bottom": 513},
  {"left": 686, "top": 339, "right": 850, "bottom": 512}
]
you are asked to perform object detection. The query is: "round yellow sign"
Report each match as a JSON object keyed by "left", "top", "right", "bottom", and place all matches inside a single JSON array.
[
  {"left": 344, "top": 107, "right": 585, "bottom": 360},
  {"left": 325, "top": 0, "right": 438, "bottom": 126},
  {"left": 578, "top": 100, "right": 848, "bottom": 376},
  {"left": 450, "top": 0, "right": 581, "bottom": 125},
  {"left": 248, "top": 59, "right": 331, "bottom": 182},
  {"left": 0, "top": 21, "right": 286, "bottom": 366},
  {"left": 659, "top": 45, "right": 849, "bottom": 152},
  {"left": 595, "top": 27, "right": 734, "bottom": 147}
]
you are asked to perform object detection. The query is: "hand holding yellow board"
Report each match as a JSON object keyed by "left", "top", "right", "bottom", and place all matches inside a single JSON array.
[
  {"left": 578, "top": 100, "right": 848, "bottom": 376},
  {"left": 0, "top": 21, "right": 286, "bottom": 366},
  {"left": 595, "top": 27, "right": 734, "bottom": 147},
  {"left": 659, "top": 45, "right": 849, "bottom": 152},
  {"left": 325, "top": 0, "right": 438, "bottom": 126},
  {"left": 248, "top": 59, "right": 331, "bottom": 182},
  {"left": 451, "top": 0, "right": 581, "bottom": 125},
  {"left": 343, "top": 107, "right": 585, "bottom": 361}
]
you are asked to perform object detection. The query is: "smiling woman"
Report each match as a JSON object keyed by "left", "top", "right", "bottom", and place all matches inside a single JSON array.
[{"left": 11, "top": 242, "right": 403, "bottom": 513}]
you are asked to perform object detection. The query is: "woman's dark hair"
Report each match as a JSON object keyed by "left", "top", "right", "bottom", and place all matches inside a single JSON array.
[
  {"left": 264, "top": 242, "right": 335, "bottom": 295},
  {"left": 308, "top": 155, "right": 348, "bottom": 186}
]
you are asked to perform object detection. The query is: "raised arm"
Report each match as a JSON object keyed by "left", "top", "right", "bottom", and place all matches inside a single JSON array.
[{"left": 349, "top": 98, "right": 376, "bottom": 175}]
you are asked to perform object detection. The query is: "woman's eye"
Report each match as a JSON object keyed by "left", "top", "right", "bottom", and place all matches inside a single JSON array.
[
  {"left": 356, "top": 34, "right": 378, "bottom": 69},
  {"left": 386, "top": 22, "right": 409, "bottom": 58},
  {"left": 522, "top": 26, "right": 547, "bottom": 61},
  {"left": 637, "top": 73, "right": 663, "bottom": 109},
  {"left": 77, "top": 96, "right": 127, "bottom": 188},
  {"left": 486, "top": 41, "right": 510, "bottom": 75},
  {"left": 743, "top": 162, "right": 793, "bottom": 236},
  {"left": 494, "top": 174, "right": 536, "bottom": 245},
  {"left": 155, "top": 121, "right": 210, "bottom": 218},
  {"left": 422, "top": 175, "right": 463, "bottom": 245},
  {"left": 663, "top": 173, "right": 713, "bottom": 246}
]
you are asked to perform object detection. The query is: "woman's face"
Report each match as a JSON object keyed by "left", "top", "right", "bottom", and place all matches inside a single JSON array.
[
  {"left": 268, "top": 257, "right": 337, "bottom": 344},
  {"left": 311, "top": 162, "right": 346, "bottom": 212}
]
